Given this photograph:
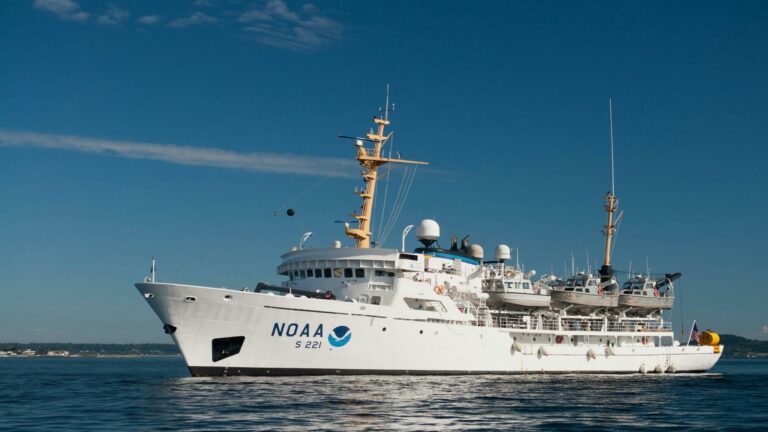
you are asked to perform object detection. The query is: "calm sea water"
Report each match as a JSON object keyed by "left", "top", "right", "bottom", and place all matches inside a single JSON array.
[{"left": 1, "top": 357, "right": 767, "bottom": 431}]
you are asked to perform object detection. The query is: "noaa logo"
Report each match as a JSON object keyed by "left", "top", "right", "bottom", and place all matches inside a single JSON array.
[{"left": 328, "top": 325, "right": 352, "bottom": 347}]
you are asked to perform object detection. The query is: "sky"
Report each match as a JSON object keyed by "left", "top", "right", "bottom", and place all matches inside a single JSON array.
[{"left": 1, "top": 0, "right": 767, "bottom": 343}]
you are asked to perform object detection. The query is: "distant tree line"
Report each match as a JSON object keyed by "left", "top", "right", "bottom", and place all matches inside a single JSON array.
[
  {"left": 719, "top": 334, "right": 768, "bottom": 358},
  {"left": 0, "top": 343, "right": 179, "bottom": 356}
]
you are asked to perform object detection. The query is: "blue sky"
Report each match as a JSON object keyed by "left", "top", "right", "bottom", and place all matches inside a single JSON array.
[{"left": 1, "top": 0, "right": 766, "bottom": 342}]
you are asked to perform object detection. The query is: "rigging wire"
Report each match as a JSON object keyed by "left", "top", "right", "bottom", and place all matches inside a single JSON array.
[
  {"left": 678, "top": 278, "right": 685, "bottom": 338},
  {"left": 380, "top": 165, "right": 418, "bottom": 245},
  {"left": 380, "top": 164, "right": 410, "bottom": 239},
  {"left": 375, "top": 133, "right": 395, "bottom": 243}
]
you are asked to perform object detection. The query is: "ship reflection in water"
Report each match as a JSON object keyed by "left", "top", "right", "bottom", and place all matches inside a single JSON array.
[
  {"left": 150, "top": 362, "right": 751, "bottom": 431},
  {"left": 1, "top": 357, "right": 766, "bottom": 430}
]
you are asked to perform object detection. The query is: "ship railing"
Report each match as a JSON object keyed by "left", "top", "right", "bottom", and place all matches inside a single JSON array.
[
  {"left": 605, "top": 321, "right": 672, "bottom": 332},
  {"left": 490, "top": 316, "right": 672, "bottom": 333},
  {"left": 493, "top": 315, "right": 530, "bottom": 330},
  {"left": 560, "top": 318, "right": 606, "bottom": 332}
]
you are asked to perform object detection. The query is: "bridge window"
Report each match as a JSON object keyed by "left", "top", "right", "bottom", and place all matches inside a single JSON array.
[
  {"left": 404, "top": 298, "right": 447, "bottom": 313},
  {"left": 344, "top": 268, "right": 353, "bottom": 278},
  {"left": 299, "top": 270, "right": 306, "bottom": 278},
  {"left": 355, "top": 268, "right": 365, "bottom": 278},
  {"left": 371, "top": 296, "right": 381, "bottom": 305},
  {"left": 324, "top": 268, "right": 332, "bottom": 278}
]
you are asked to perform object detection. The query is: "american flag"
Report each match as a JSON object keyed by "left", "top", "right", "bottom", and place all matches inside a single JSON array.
[{"left": 691, "top": 323, "right": 701, "bottom": 344}]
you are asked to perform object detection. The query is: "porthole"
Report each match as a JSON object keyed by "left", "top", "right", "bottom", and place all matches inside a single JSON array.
[
  {"left": 419, "top": 330, "right": 424, "bottom": 334},
  {"left": 184, "top": 296, "right": 197, "bottom": 303},
  {"left": 224, "top": 295, "right": 232, "bottom": 301},
  {"left": 382, "top": 327, "right": 387, "bottom": 332},
  {"left": 144, "top": 293, "right": 154, "bottom": 299}
]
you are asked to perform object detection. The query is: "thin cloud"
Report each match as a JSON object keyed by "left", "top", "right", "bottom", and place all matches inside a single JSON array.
[
  {"left": 168, "top": 11, "right": 217, "bottom": 28},
  {"left": 763, "top": 325, "right": 768, "bottom": 335},
  {"left": 137, "top": 15, "right": 161, "bottom": 25},
  {"left": 33, "top": 0, "right": 89, "bottom": 21},
  {"left": 240, "top": 0, "right": 343, "bottom": 51},
  {"left": 97, "top": 5, "right": 130, "bottom": 26},
  {"left": 0, "top": 129, "right": 355, "bottom": 178}
]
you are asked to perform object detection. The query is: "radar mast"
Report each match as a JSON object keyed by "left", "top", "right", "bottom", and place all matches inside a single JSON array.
[{"left": 343, "top": 90, "right": 428, "bottom": 248}]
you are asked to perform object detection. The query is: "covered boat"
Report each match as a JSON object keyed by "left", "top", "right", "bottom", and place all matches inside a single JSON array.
[
  {"left": 482, "top": 245, "right": 550, "bottom": 310},
  {"left": 618, "top": 273, "right": 678, "bottom": 315}
]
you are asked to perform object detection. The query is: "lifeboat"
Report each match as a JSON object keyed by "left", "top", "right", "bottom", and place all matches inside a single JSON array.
[
  {"left": 617, "top": 273, "right": 678, "bottom": 315},
  {"left": 550, "top": 273, "right": 619, "bottom": 314}
]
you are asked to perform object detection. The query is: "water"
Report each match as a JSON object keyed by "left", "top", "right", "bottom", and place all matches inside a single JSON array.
[{"left": 1, "top": 357, "right": 767, "bottom": 431}]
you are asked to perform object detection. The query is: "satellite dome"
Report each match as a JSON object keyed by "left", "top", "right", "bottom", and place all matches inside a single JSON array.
[
  {"left": 415, "top": 219, "right": 440, "bottom": 247},
  {"left": 469, "top": 244, "right": 484, "bottom": 260},
  {"left": 495, "top": 244, "right": 511, "bottom": 261}
]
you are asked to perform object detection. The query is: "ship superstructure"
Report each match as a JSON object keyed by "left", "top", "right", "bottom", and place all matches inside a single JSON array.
[{"left": 135, "top": 97, "right": 722, "bottom": 376}]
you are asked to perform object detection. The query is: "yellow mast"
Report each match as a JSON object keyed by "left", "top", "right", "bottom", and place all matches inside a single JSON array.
[
  {"left": 344, "top": 102, "right": 427, "bottom": 248},
  {"left": 602, "top": 192, "right": 618, "bottom": 267}
]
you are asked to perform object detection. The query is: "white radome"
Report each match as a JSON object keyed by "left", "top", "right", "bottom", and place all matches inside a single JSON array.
[
  {"left": 495, "top": 244, "right": 511, "bottom": 261},
  {"left": 469, "top": 244, "right": 484, "bottom": 260},
  {"left": 415, "top": 219, "right": 440, "bottom": 241}
]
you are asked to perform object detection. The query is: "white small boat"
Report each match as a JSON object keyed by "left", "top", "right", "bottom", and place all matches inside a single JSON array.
[
  {"left": 618, "top": 273, "right": 677, "bottom": 315},
  {"left": 482, "top": 247, "right": 550, "bottom": 310},
  {"left": 550, "top": 273, "right": 619, "bottom": 313}
]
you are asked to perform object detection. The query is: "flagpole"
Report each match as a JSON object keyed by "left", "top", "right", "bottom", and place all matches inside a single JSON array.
[
  {"left": 686, "top": 318, "right": 696, "bottom": 347},
  {"left": 151, "top": 256, "right": 156, "bottom": 283}
]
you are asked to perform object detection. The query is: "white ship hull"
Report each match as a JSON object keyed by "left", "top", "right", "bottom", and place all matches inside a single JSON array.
[{"left": 137, "top": 282, "right": 721, "bottom": 376}]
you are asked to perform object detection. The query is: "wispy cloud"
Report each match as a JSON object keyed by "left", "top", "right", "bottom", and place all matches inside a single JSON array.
[
  {"left": 239, "top": 0, "right": 343, "bottom": 51},
  {"left": 137, "top": 15, "right": 160, "bottom": 25},
  {"left": 31, "top": 0, "right": 345, "bottom": 51},
  {"left": 33, "top": 0, "right": 89, "bottom": 21},
  {"left": 168, "top": 11, "right": 217, "bottom": 28},
  {"left": 0, "top": 129, "right": 355, "bottom": 177},
  {"left": 96, "top": 5, "right": 130, "bottom": 26}
]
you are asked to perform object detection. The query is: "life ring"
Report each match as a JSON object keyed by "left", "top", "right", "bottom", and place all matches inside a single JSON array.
[
  {"left": 434, "top": 284, "right": 445, "bottom": 295},
  {"left": 505, "top": 270, "right": 514, "bottom": 277},
  {"left": 641, "top": 336, "right": 648, "bottom": 345},
  {"left": 555, "top": 335, "right": 564, "bottom": 344},
  {"left": 653, "top": 289, "right": 660, "bottom": 298},
  {"left": 598, "top": 286, "right": 603, "bottom": 295}
]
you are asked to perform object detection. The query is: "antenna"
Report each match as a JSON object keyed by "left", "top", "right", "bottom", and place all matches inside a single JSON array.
[
  {"left": 600, "top": 98, "right": 619, "bottom": 277},
  {"left": 571, "top": 252, "right": 575, "bottom": 275},
  {"left": 609, "top": 98, "right": 616, "bottom": 195},
  {"left": 384, "top": 84, "right": 390, "bottom": 121},
  {"left": 586, "top": 251, "right": 590, "bottom": 274}
]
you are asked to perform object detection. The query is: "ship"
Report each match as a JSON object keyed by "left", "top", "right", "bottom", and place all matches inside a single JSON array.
[{"left": 134, "top": 96, "right": 722, "bottom": 376}]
